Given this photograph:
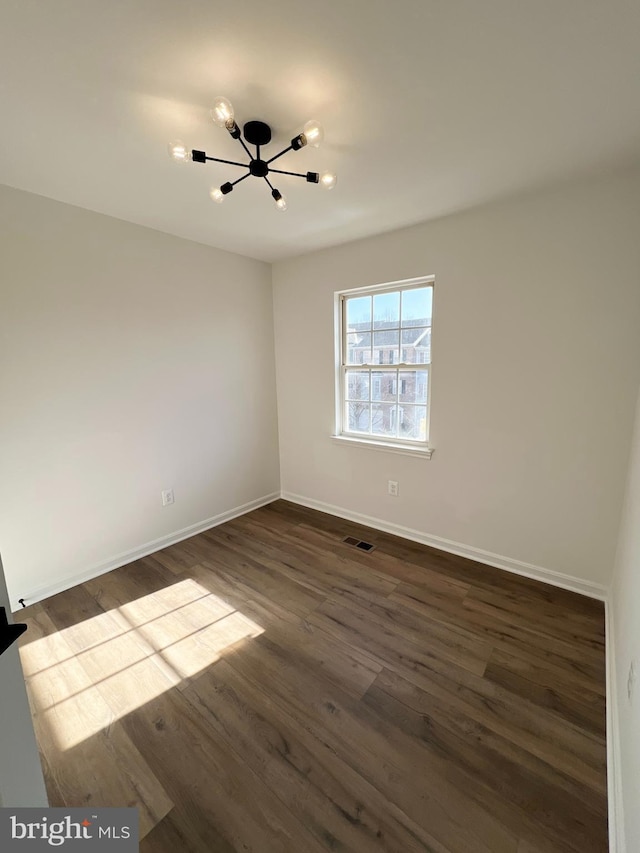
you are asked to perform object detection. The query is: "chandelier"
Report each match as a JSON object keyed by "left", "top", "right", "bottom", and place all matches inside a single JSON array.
[{"left": 168, "top": 97, "right": 337, "bottom": 211}]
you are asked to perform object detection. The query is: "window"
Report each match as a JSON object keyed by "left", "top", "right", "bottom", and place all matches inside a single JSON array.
[{"left": 337, "top": 276, "right": 433, "bottom": 449}]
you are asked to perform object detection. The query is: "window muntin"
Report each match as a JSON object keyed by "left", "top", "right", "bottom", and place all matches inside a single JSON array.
[{"left": 339, "top": 278, "right": 433, "bottom": 446}]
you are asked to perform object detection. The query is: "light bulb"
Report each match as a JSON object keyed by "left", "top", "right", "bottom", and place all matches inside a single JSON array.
[
  {"left": 209, "top": 187, "right": 224, "bottom": 203},
  {"left": 271, "top": 190, "right": 287, "bottom": 211},
  {"left": 319, "top": 171, "right": 337, "bottom": 190},
  {"left": 302, "top": 120, "right": 324, "bottom": 148},
  {"left": 211, "top": 97, "right": 235, "bottom": 127},
  {"left": 168, "top": 140, "right": 191, "bottom": 163}
]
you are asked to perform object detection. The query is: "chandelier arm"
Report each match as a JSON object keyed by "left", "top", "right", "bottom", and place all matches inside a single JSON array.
[
  {"left": 266, "top": 144, "right": 294, "bottom": 165},
  {"left": 205, "top": 156, "right": 248, "bottom": 168},
  {"left": 235, "top": 136, "right": 253, "bottom": 159},
  {"left": 263, "top": 176, "right": 275, "bottom": 192},
  {"left": 230, "top": 172, "right": 252, "bottom": 188},
  {"left": 269, "top": 168, "right": 308, "bottom": 179}
]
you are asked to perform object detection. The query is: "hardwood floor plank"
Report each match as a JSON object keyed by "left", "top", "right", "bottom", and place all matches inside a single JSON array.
[
  {"left": 139, "top": 811, "right": 236, "bottom": 853},
  {"left": 517, "top": 839, "right": 580, "bottom": 853},
  {"left": 262, "top": 503, "right": 602, "bottom": 618},
  {"left": 19, "top": 608, "right": 116, "bottom": 749},
  {"left": 233, "top": 598, "right": 381, "bottom": 698},
  {"left": 258, "top": 502, "right": 519, "bottom": 591},
  {"left": 390, "top": 582, "right": 606, "bottom": 690},
  {"left": 483, "top": 651, "right": 606, "bottom": 736},
  {"left": 41, "top": 583, "right": 106, "bottom": 631},
  {"left": 44, "top": 722, "right": 174, "bottom": 840},
  {"left": 18, "top": 608, "right": 173, "bottom": 839},
  {"left": 463, "top": 584, "right": 605, "bottom": 643},
  {"left": 147, "top": 542, "right": 201, "bottom": 575},
  {"left": 205, "top": 520, "right": 398, "bottom": 602},
  {"left": 20, "top": 500, "right": 607, "bottom": 852},
  {"left": 187, "top": 562, "right": 380, "bottom": 698},
  {"left": 364, "top": 668, "right": 607, "bottom": 853},
  {"left": 222, "top": 634, "right": 519, "bottom": 853},
  {"left": 281, "top": 518, "right": 472, "bottom": 598},
  {"left": 84, "top": 558, "right": 175, "bottom": 606},
  {"left": 197, "top": 536, "right": 326, "bottom": 617},
  {"left": 315, "top": 586, "right": 494, "bottom": 675},
  {"left": 308, "top": 599, "right": 606, "bottom": 794},
  {"left": 189, "top": 561, "right": 314, "bottom": 628},
  {"left": 121, "top": 687, "right": 328, "bottom": 853},
  {"left": 248, "top": 502, "right": 470, "bottom": 597},
  {"left": 44, "top": 594, "right": 184, "bottom": 702},
  {"left": 462, "top": 592, "right": 605, "bottom": 662},
  {"left": 183, "top": 658, "right": 448, "bottom": 853}
]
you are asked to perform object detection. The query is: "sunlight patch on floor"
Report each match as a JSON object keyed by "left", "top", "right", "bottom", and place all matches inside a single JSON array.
[{"left": 19, "top": 579, "right": 263, "bottom": 751}]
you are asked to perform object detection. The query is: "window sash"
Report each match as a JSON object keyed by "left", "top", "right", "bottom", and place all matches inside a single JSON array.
[{"left": 341, "top": 364, "right": 431, "bottom": 443}]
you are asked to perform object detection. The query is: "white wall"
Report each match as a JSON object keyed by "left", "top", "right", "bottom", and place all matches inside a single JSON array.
[
  {"left": 611, "top": 381, "right": 640, "bottom": 852},
  {"left": 0, "top": 185, "right": 280, "bottom": 608},
  {"left": 272, "top": 167, "right": 640, "bottom": 589}
]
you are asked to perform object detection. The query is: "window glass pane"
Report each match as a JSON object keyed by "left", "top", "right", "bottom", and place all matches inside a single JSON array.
[
  {"left": 399, "top": 370, "right": 428, "bottom": 404},
  {"left": 401, "top": 287, "right": 432, "bottom": 327},
  {"left": 400, "top": 327, "right": 428, "bottom": 363},
  {"left": 422, "top": 328, "right": 431, "bottom": 362},
  {"left": 373, "top": 292, "right": 400, "bottom": 329},
  {"left": 346, "top": 331, "right": 371, "bottom": 364},
  {"left": 347, "top": 401, "right": 370, "bottom": 433},
  {"left": 346, "top": 371, "right": 370, "bottom": 401},
  {"left": 371, "top": 372, "right": 381, "bottom": 400},
  {"left": 401, "top": 405, "right": 427, "bottom": 440},
  {"left": 371, "top": 403, "right": 396, "bottom": 437},
  {"left": 401, "top": 327, "right": 430, "bottom": 364},
  {"left": 346, "top": 295, "right": 371, "bottom": 328},
  {"left": 373, "top": 329, "right": 399, "bottom": 364},
  {"left": 371, "top": 371, "right": 398, "bottom": 402}
]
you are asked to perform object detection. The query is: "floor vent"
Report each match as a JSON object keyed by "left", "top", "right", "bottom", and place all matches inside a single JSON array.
[{"left": 343, "top": 536, "right": 376, "bottom": 552}]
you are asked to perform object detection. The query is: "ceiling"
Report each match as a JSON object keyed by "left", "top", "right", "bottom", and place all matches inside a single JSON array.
[{"left": 1, "top": 0, "right": 639, "bottom": 262}]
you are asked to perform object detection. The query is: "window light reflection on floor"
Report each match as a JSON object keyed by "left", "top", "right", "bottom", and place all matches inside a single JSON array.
[{"left": 19, "top": 579, "right": 264, "bottom": 751}]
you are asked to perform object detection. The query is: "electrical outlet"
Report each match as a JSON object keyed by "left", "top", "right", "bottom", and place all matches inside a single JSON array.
[
  {"left": 388, "top": 480, "right": 399, "bottom": 497},
  {"left": 161, "top": 488, "right": 175, "bottom": 507},
  {"left": 628, "top": 660, "right": 636, "bottom": 703}
]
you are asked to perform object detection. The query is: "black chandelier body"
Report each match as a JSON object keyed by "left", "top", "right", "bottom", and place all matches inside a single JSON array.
[
  {"left": 193, "top": 118, "right": 320, "bottom": 209},
  {"left": 169, "top": 97, "right": 336, "bottom": 211}
]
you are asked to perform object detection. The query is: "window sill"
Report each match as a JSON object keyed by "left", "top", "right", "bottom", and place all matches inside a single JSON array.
[{"left": 330, "top": 434, "right": 434, "bottom": 459}]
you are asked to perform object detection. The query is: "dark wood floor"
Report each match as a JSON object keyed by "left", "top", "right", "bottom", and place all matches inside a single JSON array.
[{"left": 18, "top": 500, "right": 608, "bottom": 852}]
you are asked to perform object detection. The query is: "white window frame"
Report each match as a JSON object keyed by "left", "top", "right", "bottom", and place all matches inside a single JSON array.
[{"left": 333, "top": 275, "right": 434, "bottom": 458}]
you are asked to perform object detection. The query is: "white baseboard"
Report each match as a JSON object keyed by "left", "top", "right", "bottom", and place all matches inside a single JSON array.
[
  {"left": 12, "top": 491, "right": 280, "bottom": 612},
  {"left": 605, "top": 599, "right": 625, "bottom": 853},
  {"left": 280, "top": 491, "right": 608, "bottom": 601}
]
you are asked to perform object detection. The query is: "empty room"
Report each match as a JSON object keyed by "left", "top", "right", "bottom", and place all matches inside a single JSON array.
[{"left": 0, "top": 2, "right": 639, "bottom": 852}]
